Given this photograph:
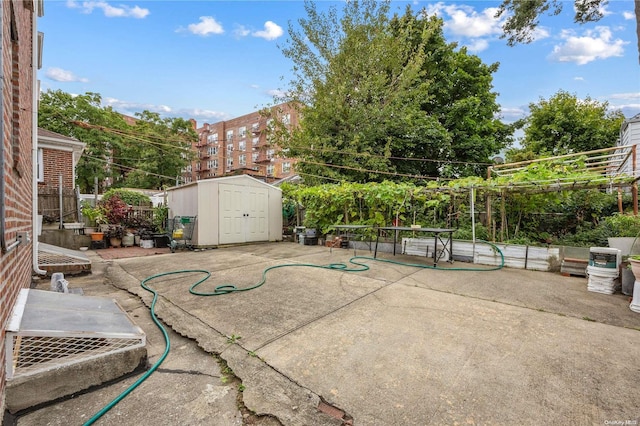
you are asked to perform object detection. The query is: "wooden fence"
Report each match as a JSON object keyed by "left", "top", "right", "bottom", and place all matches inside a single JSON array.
[{"left": 38, "top": 185, "right": 79, "bottom": 223}]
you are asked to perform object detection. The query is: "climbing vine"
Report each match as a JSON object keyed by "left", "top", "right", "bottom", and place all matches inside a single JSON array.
[{"left": 283, "top": 159, "right": 634, "bottom": 246}]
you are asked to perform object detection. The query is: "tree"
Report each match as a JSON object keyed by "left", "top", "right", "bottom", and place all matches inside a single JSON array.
[
  {"left": 38, "top": 90, "right": 196, "bottom": 192},
  {"left": 513, "top": 90, "right": 625, "bottom": 157},
  {"left": 38, "top": 90, "right": 127, "bottom": 193},
  {"left": 277, "top": 0, "right": 511, "bottom": 185},
  {"left": 116, "top": 111, "right": 197, "bottom": 189},
  {"left": 496, "top": 0, "right": 640, "bottom": 64}
]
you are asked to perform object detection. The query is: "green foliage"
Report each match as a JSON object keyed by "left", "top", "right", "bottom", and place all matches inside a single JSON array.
[
  {"left": 512, "top": 90, "right": 625, "bottom": 156},
  {"left": 287, "top": 159, "right": 628, "bottom": 246},
  {"left": 38, "top": 90, "right": 128, "bottom": 193},
  {"left": 38, "top": 89, "right": 196, "bottom": 192},
  {"left": 601, "top": 214, "right": 640, "bottom": 238},
  {"left": 495, "top": 0, "right": 628, "bottom": 47},
  {"left": 80, "top": 202, "right": 107, "bottom": 226},
  {"left": 278, "top": 0, "right": 510, "bottom": 184},
  {"left": 153, "top": 205, "right": 169, "bottom": 233},
  {"left": 102, "top": 189, "right": 151, "bottom": 206}
]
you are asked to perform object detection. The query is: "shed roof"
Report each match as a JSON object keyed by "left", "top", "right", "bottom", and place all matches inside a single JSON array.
[{"left": 168, "top": 174, "right": 281, "bottom": 192}]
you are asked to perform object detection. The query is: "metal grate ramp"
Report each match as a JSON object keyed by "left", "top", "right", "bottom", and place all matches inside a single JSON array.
[
  {"left": 38, "top": 242, "right": 91, "bottom": 275},
  {"left": 5, "top": 289, "right": 145, "bottom": 379}
]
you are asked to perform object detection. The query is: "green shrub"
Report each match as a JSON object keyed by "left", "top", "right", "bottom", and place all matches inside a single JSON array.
[
  {"left": 102, "top": 189, "right": 151, "bottom": 206},
  {"left": 601, "top": 214, "right": 640, "bottom": 238}
]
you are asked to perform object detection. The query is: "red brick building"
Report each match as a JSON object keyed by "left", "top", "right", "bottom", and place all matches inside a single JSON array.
[
  {"left": 0, "top": 0, "right": 41, "bottom": 413},
  {"left": 184, "top": 103, "right": 299, "bottom": 184},
  {"left": 37, "top": 128, "right": 85, "bottom": 189}
]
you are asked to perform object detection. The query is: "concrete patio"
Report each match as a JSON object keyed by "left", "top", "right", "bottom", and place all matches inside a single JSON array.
[{"left": 12, "top": 242, "right": 640, "bottom": 425}]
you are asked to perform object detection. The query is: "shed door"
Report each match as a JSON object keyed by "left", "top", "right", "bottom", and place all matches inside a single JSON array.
[{"left": 219, "top": 183, "right": 269, "bottom": 244}]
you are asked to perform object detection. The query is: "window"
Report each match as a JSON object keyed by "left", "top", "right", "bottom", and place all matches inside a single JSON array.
[
  {"left": 251, "top": 123, "right": 259, "bottom": 133},
  {"left": 282, "top": 161, "right": 291, "bottom": 174},
  {"left": 208, "top": 146, "right": 218, "bottom": 156},
  {"left": 207, "top": 133, "right": 218, "bottom": 144},
  {"left": 238, "top": 126, "right": 247, "bottom": 138},
  {"left": 208, "top": 159, "right": 218, "bottom": 170},
  {"left": 226, "top": 130, "right": 234, "bottom": 142},
  {"left": 266, "top": 164, "right": 275, "bottom": 176},
  {"left": 195, "top": 163, "right": 201, "bottom": 171},
  {"left": 238, "top": 141, "right": 246, "bottom": 151},
  {"left": 239, "top": 154, "right": 246, "bottom": 166},
  {"left": 226, "top": 157, "right": 233, "bottom": 169},
  {"left": 226, "top": 143, "right": 233, "bottom": 153},
  {"left": 267, "top": 149, "right": 275, "bottom": 159},
  {"left": 252, "top": 136, "right": 260, "bottom": 146},
  {"left": 252, "top": 152, "right": 259, "bottom": 162},
  {"left": 282, "top": 113, "right": 291, "bottom": 125}
]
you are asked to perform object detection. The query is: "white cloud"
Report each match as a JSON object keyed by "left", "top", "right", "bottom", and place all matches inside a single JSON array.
[
  {"left": 608, "top": 92, "right": 640, "bottom": 100},
  {"left": 103, "top": 97, "right": 229, "bottom": 124},
  {"left": 499, "top": 106, "right": 527, "bottom": 122},
  {"left": 187, "top": 16, "right": 224, "bottom": 36},
  {"left": 252, "top": 21, "right": 283, "bottom": 41},
  {"left": 266, "top": 89, "right": 287, "bottom": 98},
  {"left": 425, "top": 3, "right": 503, "bottom": 38},
  {"left": 250, "top": 84, "right": 260, "bottom": 89},
  {"left": 574, "top": 76, "right": 585, "bottom": 81},
  {"left": 66, "top": 0, "right": 149, "bottom": 18},
  {"left": 531, "top": 26, "right": 551, "bottom": 42},
  {"left": 465, "top": 39, "right": 489, "bottom": 52},
  {"left": 623, "top": 11, "right": 635, "bottom": 20},
  {"left": 549, "top": 26, "right": 627, "bottom": 65},
  {"left": 234, "top": 25, "right": 251, "bottom": 38},
  {"left": 45, "top": 67, "right": 89, "bottom": 83}
]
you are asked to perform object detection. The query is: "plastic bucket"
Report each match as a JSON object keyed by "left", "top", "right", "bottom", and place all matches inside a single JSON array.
[{"left": 589, "top": 247, "right": 619, "bottom": 269}]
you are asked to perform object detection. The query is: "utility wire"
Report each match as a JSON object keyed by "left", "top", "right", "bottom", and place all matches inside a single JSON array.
[
  {"left": 82, "top": 154, "right": 179, "bottom": 181},
  {"left": 296, "top": 146, "right": 493, "bottom": 166},
  {"left": 298, "top": 159, "right": 444, "bottom": 181}
]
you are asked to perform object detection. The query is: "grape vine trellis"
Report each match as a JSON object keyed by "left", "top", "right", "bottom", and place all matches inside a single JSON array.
[{"left": 282, "top": 146, "right": 639, "bottom": 245}]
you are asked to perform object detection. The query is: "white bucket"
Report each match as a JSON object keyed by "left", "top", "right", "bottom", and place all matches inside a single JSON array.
[
  {"left": 140, "top": 239, "right": 154, "bottom": 249},
  {"left": 586, "top": 265, "right": 619, "bottom": 294},
  {"left": 589, "top": 247, "right": 620, "bottom": 269}
]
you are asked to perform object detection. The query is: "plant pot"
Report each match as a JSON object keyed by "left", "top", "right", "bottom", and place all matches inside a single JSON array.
[
  {"left": 627, "top": 258, "right": 640, "bottom": 313},
  {"left": 85, "top": 226, "right": 97, "bottom": 235},
  {"left": 140, "top": 239, "right": 154, "bottom": 249},
  {"left": 122, "top": 234, "right": 134, "bottom": 247},
  {"left": 109, "top": 237, "right": 122, "bottom": 247},
  {"left": 153, "top": 234, "right": 169, "bottom": 248},
  {"left": 90, "top": 232, "right": 104, "bottom": 241},
  {"left": 621, "top": 265, "right": 635, "bottom": 296},
  {"left": 134, "top": 235, "right": 141, "bottom": 246}
]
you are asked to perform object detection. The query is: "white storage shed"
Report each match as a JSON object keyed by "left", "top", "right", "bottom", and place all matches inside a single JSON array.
[{"left": 167, "top": 175, "right": 283, "bottom": 247}]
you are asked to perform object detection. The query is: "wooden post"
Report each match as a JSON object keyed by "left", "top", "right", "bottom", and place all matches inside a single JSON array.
[{"left": 500, "top": 190, "right": 506, "bottom": 242}]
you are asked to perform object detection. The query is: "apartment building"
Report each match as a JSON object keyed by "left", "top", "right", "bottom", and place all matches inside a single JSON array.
[{"left": 184, "top": 103, "right": 298, "bottom": 184}]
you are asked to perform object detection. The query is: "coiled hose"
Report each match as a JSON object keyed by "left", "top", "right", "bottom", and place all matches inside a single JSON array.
[{"left": 83, "top": 241, "right": 504, "bottom": 425}]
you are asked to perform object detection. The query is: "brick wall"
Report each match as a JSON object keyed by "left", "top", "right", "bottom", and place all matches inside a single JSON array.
[
  {"left": 39, "top": 147, "right": 74, "bottom": 188},
  {"left": 0, "top": 0, "right": 35, "bottom": 415}
]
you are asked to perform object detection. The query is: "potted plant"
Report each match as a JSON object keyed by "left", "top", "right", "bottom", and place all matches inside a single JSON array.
[
  {"left": 104, "top": 225, "right": 125, "bottom": 247},
  {"left": 138, "top": 227, "right": 155, "bottom": 249},
  {"left": 81, "top": 202, "right": 107, "bottom": 234}
]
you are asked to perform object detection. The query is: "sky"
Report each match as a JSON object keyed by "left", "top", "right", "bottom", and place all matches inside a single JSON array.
[{"left": 39, "top": 0, "right": 640, "bottom": 133}]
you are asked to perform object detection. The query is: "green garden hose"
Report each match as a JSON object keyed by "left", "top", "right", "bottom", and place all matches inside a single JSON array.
[{"left": 84, "top": 241, "right": 504, "bottom": 424}]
